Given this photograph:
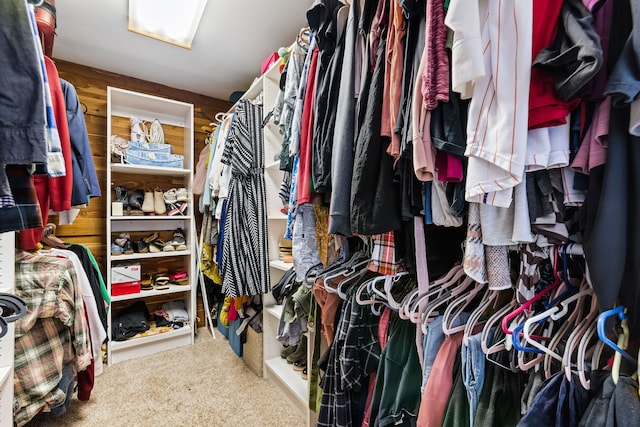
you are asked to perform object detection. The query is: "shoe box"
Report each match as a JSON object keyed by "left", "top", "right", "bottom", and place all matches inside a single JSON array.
[
  {"left": 111, "top": 263, "right": 141, "bottom": 284},
  {"left": 111, "top": 281, "right": 141, "bottom": 296}
]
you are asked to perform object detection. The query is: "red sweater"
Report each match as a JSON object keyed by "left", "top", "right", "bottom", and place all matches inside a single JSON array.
[{"left": 45, "top": 56, "right": 72, "bottom": 211}]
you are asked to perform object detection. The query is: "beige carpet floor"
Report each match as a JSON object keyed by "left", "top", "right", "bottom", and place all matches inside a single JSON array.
[{"left": 27, "top": 329, "right": 306, "bottom": 427}]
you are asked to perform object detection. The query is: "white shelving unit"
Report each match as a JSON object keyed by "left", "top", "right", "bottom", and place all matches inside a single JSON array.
[
  {"left": 0, "top": 232, "right": 15, "bottom": 427},
  {"left": 255, "top": 59, "right": 314, "bottom": 426},
  {"left": 106, "top": 87, "right": 196, "bottom": 365}
]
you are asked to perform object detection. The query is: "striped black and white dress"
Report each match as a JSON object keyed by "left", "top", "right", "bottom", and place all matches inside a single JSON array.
[{"left": 220, "top": 99, "right": 270, "bottom": 297}]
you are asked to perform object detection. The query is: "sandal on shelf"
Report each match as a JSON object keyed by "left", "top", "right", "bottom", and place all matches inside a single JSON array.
[
  {"left": 134, "top": 240, "right": 148, "bottom": 253},
  {"left": 169, "top": 270, "right": 189, "bottom": 285},
  {"left": 143, "top": 232, "right": 159, "bottom": 243},
  {"left": 148, "top": 239, "right": 167, "bottom": 253},
  {"left": 153, "top": 274, "right": 171, "bottom": 290},
  {"left": 141, "top": 274, "right": 153, "bottom": 290},
  {"left": 122, "top": 240, "right": 134, "bottom": 255}
]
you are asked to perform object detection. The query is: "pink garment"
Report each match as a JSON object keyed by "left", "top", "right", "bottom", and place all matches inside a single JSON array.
[
  {"left": 192, "top": 143, "right": 210, "bottom": 195},
  {"left": 572, "top": 96, "right": 610, "bottom": 174},
  {"left": 435, "top": 151, "right": 463, "bottom": 182},
  {"left": 385, "top": 0, "right": 406, "bottom": 160},
  {"left": 422, "top": 0, "right": 449, "bottom": 110},
  {"left": 369, "top": 0, "right": 388, "bottom": 69},
  {"left": 416, "top": 332, "right": 464, "bottom": 427},
  {"left": 297, "top": 48, "right": 319, "bottom": 204},
  {"left": 413, "top": 49, "right": 436, "bottom": 181}
]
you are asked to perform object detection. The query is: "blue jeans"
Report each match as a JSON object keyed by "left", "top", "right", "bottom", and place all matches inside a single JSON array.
[
  {"left": 462, "top": 331, "right": 487, "bottom": 426},
  {"left": 421, "top": 313, "right": 470, "bottom": 392}
]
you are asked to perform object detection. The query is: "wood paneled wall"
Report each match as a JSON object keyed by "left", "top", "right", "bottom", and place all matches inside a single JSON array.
[{"left": 51, "top": 59, "right": 231, "bottom": 276}]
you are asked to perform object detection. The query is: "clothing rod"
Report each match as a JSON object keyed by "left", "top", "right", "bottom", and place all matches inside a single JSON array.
[{"left": 561, "top": 243, "right": 584, "bottom": 257}]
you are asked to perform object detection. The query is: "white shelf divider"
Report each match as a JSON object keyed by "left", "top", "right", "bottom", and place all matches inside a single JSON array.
[
  {"left": 111, "top": 284, "right": 191, "bottom": 302},
  {"left": 270, "top": 259, "right": 293, "bottom": 271}
]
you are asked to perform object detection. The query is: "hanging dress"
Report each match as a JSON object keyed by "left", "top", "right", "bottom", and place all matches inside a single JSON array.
[{"left": 220, "top": 99, "right": 270, "bottom": 297}]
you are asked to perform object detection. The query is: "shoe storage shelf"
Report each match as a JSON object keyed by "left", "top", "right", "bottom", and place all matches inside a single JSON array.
[
  {"left": 251, "top": 59, "right": 315, "bottom": 426},
  {"left": 106, "top": 87, "right": 195, "bottom": 365}
]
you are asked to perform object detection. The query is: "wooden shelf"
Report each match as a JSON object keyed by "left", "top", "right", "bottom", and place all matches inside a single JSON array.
[
  {"left": 111, "top": 164, "right": 190, "bottom": 176},
  {"left": 111, "top": 284, "right": 191, "bottom": 302}
]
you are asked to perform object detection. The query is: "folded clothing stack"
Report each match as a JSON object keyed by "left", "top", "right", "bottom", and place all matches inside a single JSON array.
[
  {"left": 279, "top": 237, "right": 293, "bottom": 263},
  {"left": 161, "top": 300, "right": 189, "bottom": 323}
]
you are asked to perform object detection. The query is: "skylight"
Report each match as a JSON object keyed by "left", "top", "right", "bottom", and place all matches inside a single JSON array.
[{"left": 128, "top": 0, "right": 208, "bottom": 49}]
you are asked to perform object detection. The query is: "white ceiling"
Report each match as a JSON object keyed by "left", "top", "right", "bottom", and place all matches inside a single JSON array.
[{"left": 53, "top": 0, "right": 312, "bottom": 101}]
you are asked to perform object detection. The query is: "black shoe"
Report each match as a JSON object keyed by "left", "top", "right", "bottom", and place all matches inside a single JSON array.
[
  {"left": 122, "top": 240, "right": 134, "bottom": 255},
  {"left": 301, "top": 367, "right": 308, "bottom": 380},
  {"left": 134, "top": 240, "right": 148, "bottom": 253},
  {"left": 128, "top": 189, "right": 145, "bottom": 210}
]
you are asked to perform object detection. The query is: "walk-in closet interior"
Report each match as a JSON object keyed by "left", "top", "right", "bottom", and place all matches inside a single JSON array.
[{"left": 2, "top": 0, "right": 640, "bottom": 426}]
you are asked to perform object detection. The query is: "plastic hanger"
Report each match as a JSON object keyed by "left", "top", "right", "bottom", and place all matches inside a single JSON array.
[
  {"left": 383, "top": 272, "right": 413, "bottom": 311},
  {"left": 404, "top": 264, "right": 465, "bottom": 321},
  {"left": 408, "top": 266, "right": 466, "bottom": 325},
  {"left": 522, "top": 281, "right": 590, "bottom": 355},
  {"left": 576, "top": 322, "right": 598, "bottom": 390},
  {"left": 463, "top": 289, "right": 502, "bottom": 345},
  {"left": 597, "top": 306, "right": 637, "bottom": 365},
  {"left": 441, "top": 282, "right": 486, "bottom": 335},
  {"left": 482, "top": 298, "right": 518, "bottom": 355},
  {"left": 562, "top": 290, "right": 598, "bottom": 381},
  {"left": 421, "top": 275, "right": 474, "bottom": 334},
  {"left": 501, "top": 279, "right": 561, "bottom": 337},
  {"left": 0, "top": 293, "right": 28, "bottom": 323},
  {"left": 611, "top": 319, "right": 630, "bottom": 385}
]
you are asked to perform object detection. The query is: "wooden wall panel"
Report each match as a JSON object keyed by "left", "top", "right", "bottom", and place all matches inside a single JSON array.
[{"left": 51, "top": 59, "right": 231, "bottom": 283}]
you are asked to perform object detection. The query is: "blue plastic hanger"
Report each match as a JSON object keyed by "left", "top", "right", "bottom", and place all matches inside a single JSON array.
[{"left": 597, "top": 306, "right": 637, "bottom": 365}]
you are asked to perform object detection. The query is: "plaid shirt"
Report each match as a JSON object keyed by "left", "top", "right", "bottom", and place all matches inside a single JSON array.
[
  {"left": 14, "top": 251, "right": 91, "bottom": 426},
  {"left": 318, "top": 286, "right": 381, "bottom": 427},
  {"left": 368, "top": 232, "right": 399, "bottom": 276}
]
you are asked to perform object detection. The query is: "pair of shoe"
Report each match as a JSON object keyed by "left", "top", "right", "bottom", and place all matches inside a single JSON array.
[
  {"left": 113, "top": 232, "right": 134, "bottom": 255},
  {"left": 168, "top": 228, "right": 187, "bottom": 251},
  {"left": 140, "top": 272, "right": 171, "bottom": 291},
  {"left": 164, "top": 188, "right": 188, "bottom": 216},
  {"left": 142, "top": 188, "right": 167, "bottom": 215},
  {"left": 285, "top": 335, "right": 307, "bottom": 364},
  {"left": 169, "top": 270, "right": 189, "bottom": 285}
]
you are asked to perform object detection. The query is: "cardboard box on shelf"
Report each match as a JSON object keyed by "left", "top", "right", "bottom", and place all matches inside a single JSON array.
[{"left": 111, "top": 264, "right": 141, "bottom": 284}]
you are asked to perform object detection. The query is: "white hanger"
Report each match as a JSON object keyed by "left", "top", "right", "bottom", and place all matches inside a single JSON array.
[{"left": 441, "top": 282, "right": 486, "bottom": 336}]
